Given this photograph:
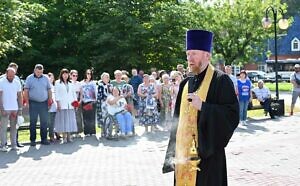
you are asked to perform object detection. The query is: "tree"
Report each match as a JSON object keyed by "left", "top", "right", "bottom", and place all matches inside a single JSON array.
[
  {"left": 5, "top": 0, "right": 288, "bottom": 77},
  {"left": 205, "top": 0, "right": 286, "bottom": 65},
  {"left": 0, "top": 0, "right": 45, "bottom": 59},
  {"left": 9, "top": 0, "right": 90, "bottom": 77},
  {"left": 282, "top": 0, "right": 300, "bottom": 16}
]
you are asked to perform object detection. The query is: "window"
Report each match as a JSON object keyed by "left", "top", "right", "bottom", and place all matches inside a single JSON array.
[{"left": 291, "top": 37, "right": 300, "bottom": 51}]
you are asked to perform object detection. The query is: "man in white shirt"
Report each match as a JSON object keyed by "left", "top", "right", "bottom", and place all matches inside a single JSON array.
[
  {"left": 0, "top": 62, "right": 24, "bottom": 148},
  {"left": 0, "top": 68, "right": 23, "bottom": 151},
  {"left": 252, "top": 80, "right": 275, "bottom": 119},
  {"left": 225, "top": 65, "right": 238, "bottom": 95}
]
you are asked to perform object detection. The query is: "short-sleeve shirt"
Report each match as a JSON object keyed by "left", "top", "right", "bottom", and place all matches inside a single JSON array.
[
  {"left": 24, "top": 74, "right": 51, "bottom": 102},
  {"left": 111, "top": 80, "right": 126, "bottom": 90},
  {"left": 129, "top": 75, "right": 142, "bottom": 93},
  {"left": 106, "top": 95, "right": 127, "bottom": 115},
  {"left": 290, "top": 72, "right": 300, "bottom": 92},
  {"left": 237, "top": 79, "right": 252, "bottom": 101},
  {"left": 0, "top": 78, "right": 22, "bottom": 110},
  {"left": 228, "top": 74, "right": 238, "bottom": 90},
  {"left": 81, "top": 80, "right": 97, "bottom": 103},
  {"left": 72, "top": 80, "right": 82, "bottom": 99},
  {"left": 252, "top": 87, "right": 270, "bottom": 102}
]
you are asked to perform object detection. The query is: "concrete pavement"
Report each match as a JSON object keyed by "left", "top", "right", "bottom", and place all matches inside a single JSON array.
[
  {"left": 228, "top": 115, "right": 300, "bottom": 186},
  {"left": 0, "top": 115, "right": 300, "bottom": 186}
]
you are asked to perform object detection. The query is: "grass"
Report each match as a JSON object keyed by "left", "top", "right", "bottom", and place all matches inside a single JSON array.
[
  {"left": 260, "top": 82, "right": 292, "bottom": 92},
  {"left": 18, "top": 129, "right": 40, "bottom": 143},
  {"left": 16, "top": 124, "right": 101, "bottom": 144},
  {"left": 247, "top": 103, "right": 300, "bottom": 118}
]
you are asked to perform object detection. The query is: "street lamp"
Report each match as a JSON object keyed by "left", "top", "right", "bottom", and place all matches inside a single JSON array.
[{"left": 262, "top": 6, "right": 288, "bottom": 100}]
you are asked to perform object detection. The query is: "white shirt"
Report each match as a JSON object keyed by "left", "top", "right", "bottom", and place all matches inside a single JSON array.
[
  {"left": 252, "top": 86, "right": 271, "bottom": 102},
  {"left": 228, "top": 74, "right": 238, "bottom": 91},
  {"left": 72, "top": 80, "right": 82, "bottom": 99},
  {"left": 48, "top": 83, "right": 57, "bottom": 112},
  {"left": 106, "top": 95, "right": 127, "bottom": 115},
  {"left": 0, "top": 77, "right": 21, "bottom": 110}
]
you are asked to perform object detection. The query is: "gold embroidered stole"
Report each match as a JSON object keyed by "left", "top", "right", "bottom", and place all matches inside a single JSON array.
[{"left": 175, "top": 64, "right": 215, "bottom": 186}]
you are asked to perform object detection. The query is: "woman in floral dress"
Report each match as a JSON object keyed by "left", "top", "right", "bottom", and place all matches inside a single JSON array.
[
  {"left": 159, "top": 74, "right": 172, "bottom": 130},
  {"left": 138, "top": 74, "right": 159, "bottom": 132},
  {"left": 170, "top": 71, "right": 183, "bottom": 117}
]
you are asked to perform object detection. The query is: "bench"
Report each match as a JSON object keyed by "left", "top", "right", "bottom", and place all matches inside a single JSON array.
[
  {"left": 248, "top": 91, "right": 264, "bottom": 110},
  {"left": 247, "top": 91, "right": 285, "bottom": 116}
]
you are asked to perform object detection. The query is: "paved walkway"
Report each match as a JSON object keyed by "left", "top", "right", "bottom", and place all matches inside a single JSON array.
[
  {"left": 228, "top": 115, "right": 300, "bottom": 186},
  {"left": 1, "top": 115, "right": 300, "bottom": 186}
]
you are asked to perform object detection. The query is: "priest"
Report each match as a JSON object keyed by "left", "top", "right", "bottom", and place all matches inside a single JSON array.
[{"left": 162, "top": 29, "right": 239, "bottom": 186}]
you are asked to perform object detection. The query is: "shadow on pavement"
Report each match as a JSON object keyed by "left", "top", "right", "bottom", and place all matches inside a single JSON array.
[
  {"left": 141, "top": 130, "right": 170, "bottom": 142},
  {"left": 235, "top": 117, "right": 269, "bottom": 134},
  {"left": 0, "top": 129, "right": 171, "bottom": 169},
  {"left": 235, "top": 124, "right": 268, "bottom": 134},
  {"left": 235, "top": 115, "right": 291, "bottom": 134},
  {"left": 100, "top": 135, "right": 138, "bottom": 147},
  {"left": 20, "top": 145, "right": 53, "bottom": 160},
  {"left": 0, "top": 150, "right": 20, "bottom": 169}
]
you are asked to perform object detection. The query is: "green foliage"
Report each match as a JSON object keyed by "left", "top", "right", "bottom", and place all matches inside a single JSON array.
[
  {"left": 206, "top": 0, "right": 285, "bottom": 65},
  {"left": 9, "top": 0, "right": 91, "bottom": 77},
  {"left": 282, "top": 0, "right": 300, "bottom": 16},
  {"left": 1, "top": 0, "right": 295, "bottom": 78},
  {"left": 0, "top": 0, "right": 45, "bottom": 58}
]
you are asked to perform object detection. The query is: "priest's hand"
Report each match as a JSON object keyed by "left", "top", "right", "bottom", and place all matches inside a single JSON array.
[{"left": 187, "top": 93, "right": 202, "bottom": 111}]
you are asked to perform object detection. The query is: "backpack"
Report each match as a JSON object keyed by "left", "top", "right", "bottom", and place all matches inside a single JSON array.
[{"left": 294, "top": 74, "right": 300, "bottom": 85}]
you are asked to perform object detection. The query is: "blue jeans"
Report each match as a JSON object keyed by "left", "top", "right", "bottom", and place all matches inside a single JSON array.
[
  {"left": 29, "top": 100, "right": 49, "bottom": 142},
  {"left": 239, "top": 100, "right": 249, "bottom": 121},
  {"left": 116, "top": 111, "right": 133, "bottom": 134}
]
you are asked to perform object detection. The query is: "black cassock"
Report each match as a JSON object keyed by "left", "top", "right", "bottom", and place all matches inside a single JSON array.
[{"left": 163, "top": 67, "right": 239, "bottom": 186}]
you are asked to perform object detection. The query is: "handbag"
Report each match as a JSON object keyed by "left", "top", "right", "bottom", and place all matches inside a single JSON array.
[{"left": 83, "top": 103, "right": 93, "bottom": 111}]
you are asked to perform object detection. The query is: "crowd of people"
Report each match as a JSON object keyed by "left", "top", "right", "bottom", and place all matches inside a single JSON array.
[
  {"left": 0, "top": 60, "right": 299, "bottom": 152},
  {"left": 0, "top": 62, "right": 186, "bottom": 152},
  {"left": 225, "top": 63, "right": 300, "bottom": 125}
]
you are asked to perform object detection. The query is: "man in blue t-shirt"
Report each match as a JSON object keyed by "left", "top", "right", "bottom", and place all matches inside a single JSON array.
[{"left": 129, "top": 68, "right": 142, "bottom": 116}]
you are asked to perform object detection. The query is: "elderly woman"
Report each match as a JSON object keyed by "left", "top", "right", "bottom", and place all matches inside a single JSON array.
[
  {"left": 138, "top": 74, "right": 160, "bottom": 132},
  {"left": 106, "top": 87, "right": 133, "bottom": 136},
  {"left": 96, "top": 72, "right": 112, "bottom": 131},
  {"left": 170, "top": 71, "right": 183, "bottom": 117},
  {"left": 159, "top": 73, "right": 172, "bottom": 129}
]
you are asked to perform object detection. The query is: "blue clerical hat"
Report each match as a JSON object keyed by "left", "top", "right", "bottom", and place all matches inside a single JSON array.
[{"left": 186, "top": 29, "right": 213, "bottom": 52}]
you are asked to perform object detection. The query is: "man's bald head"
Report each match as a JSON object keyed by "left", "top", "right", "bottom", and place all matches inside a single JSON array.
[{"left": 6, "top": 67, "right": 16, "bottom": 82}]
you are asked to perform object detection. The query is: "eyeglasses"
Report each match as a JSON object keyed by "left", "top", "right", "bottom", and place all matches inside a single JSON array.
[
  {"left": 72, "top": 75, "right": 78, "bottom": 77},
  {"left": 86, "top": 73, "right": 91, "bottom": 75}
]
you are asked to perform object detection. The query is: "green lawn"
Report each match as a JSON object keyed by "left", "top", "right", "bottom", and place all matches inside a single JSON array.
[
  {"left": 262, "top": 82, "right": 292, "bottom": 92},
  {"left": 247, "top": 103, "right": 299, "bottom": 118},
  {"left": 17, "top": 125, "right": 101, "bottom": 144}
]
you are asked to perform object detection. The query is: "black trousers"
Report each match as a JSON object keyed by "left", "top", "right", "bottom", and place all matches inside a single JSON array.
[
  {"left": 260, "top": 98, "right": 274, "bottom": 118},
  {"left": 82, "top": 102, "right": 96, "bottom": 135}
]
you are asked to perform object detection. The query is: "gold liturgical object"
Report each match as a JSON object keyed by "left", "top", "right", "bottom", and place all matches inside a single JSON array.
[{"left": 189, "top": 134, "right": 201, "bottom": 172}]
